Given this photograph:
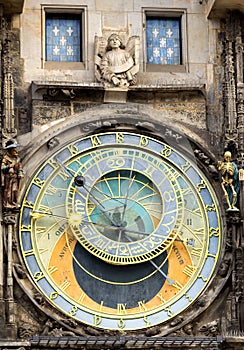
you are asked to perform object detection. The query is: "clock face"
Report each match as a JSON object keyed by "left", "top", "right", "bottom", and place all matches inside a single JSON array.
[{"left": 19, "top": 131, "right": 222, "bottom": 331}]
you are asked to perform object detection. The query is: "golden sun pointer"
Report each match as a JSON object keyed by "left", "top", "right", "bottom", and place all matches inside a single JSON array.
[
  {"left": 69, "top": 213, "right": 83, "bottom": 226},
  {"left": 30, "top": 212, "right": 46, "bottom": 220}
]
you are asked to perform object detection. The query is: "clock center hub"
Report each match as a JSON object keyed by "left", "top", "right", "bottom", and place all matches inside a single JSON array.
[{"left": 87, "top": 169, "right": 163, "bottom": 243}]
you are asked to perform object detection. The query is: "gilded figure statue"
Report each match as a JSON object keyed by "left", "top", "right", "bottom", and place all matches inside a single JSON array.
[
  {"left": 1, "top": 140, "right": 24, "bottom": 209},
  {"left": 95, "top": 33, "right": 139, "bottom": 88},
  {"left": 218, "top": 151, "right": 240, "bottom": 211}
]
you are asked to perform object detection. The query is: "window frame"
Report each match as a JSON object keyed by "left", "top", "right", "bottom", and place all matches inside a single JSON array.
[
  {"left": 143, "top": 8, "right": 188, "bottom": 73},
  {"left": 42, "top": 5, "right": 87, "bottom": 70}
]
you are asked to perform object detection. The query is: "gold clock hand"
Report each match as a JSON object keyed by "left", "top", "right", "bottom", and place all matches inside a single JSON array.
[
  {"left": 31, "top": 209, "right": 185, "bottom": 247},
  {"left": 31, "top": 210, "right": 139, "bottom": 237},
  {"left": 31, "top": 210, "right": 118, "bottom": 229}
]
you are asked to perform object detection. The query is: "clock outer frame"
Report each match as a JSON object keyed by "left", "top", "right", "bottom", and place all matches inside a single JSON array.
[{"left": 15, "top": 110, "right": 228, "bottom": 335}]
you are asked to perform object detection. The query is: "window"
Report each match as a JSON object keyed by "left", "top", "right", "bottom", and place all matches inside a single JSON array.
[
  {"left": 42, "top": 6, "right": 87, "bottom": 69},
  {"left": 146, "top": 18, "right": 181, "bottom": 65},
  {"left": 46, "top": 14, "right": 81, "bottom": 62},
  {"left": 144, "top": 10, "right": 187, "bottom": 72}
]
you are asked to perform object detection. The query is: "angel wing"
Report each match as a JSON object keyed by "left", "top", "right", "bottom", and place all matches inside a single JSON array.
[
  {"left": 125, "top": 36, "right": 140, "bottom": 75},
  {"left": 94, "top": 36, "right": 107, "bottom": 82}
]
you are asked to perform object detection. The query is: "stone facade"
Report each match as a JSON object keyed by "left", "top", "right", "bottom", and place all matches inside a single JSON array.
[{"left": 0, "top": 1, "right": 243, "bottom": 349}]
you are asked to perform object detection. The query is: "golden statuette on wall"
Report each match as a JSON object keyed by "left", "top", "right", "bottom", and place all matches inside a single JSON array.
[
  {"left": 1, "top": 140, "right": 24, "bottom": 209},
  {"left": 218, "top": 151, "right": 240, "bottom": 211}
]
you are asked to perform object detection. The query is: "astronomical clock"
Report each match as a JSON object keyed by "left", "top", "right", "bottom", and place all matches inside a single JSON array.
[
  {"left": 17, "top": 117, "right": 223, "bottom": 334},
  {"left": 0, "top": 1, "right": 243, "bottom": 349}
]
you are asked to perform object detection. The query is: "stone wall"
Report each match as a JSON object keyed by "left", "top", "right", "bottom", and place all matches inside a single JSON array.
[{"left": 0, "top": 0, "right": 219, "bottom": 158}]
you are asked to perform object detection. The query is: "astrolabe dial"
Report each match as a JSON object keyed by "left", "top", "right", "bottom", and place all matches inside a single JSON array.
[
  {"left": 19, "top": 130, "right": 222, "bottom": 331},
  {"left": 67, "top": 146, "right": 184, "bottom": 265}
]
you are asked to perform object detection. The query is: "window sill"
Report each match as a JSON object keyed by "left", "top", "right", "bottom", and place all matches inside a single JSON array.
[
  {"left": 44, "top": 62, "right": 86, "bottom": 70},
  {"left": 146, "top": 64, "right": 187, "bottom": 73}
]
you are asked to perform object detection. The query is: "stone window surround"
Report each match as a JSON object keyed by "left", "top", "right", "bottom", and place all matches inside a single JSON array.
[
  {"left": 142, "top": 8, "right": 188, "bottom": 73},
  {"left": 41, "top": 4, "right": 87, "bottom": 70}
]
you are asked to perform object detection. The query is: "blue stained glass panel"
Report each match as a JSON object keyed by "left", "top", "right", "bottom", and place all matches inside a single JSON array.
[
  {"left": 46, "top": 14, "right": 81, "bottom": 62},
  {"left": 146, "top": 18, "right": 181, "bottom": 65}
]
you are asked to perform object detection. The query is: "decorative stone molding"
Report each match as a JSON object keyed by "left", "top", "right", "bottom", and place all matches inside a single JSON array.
[
  {"left": 199, "top": 320, "right": 220, "bottom": 337},
  {"left": 1, "top": 32, "right": 17, "bottom": 145},
  {"left": 221, "top": 12, "right": 244, "bottom": 171}
]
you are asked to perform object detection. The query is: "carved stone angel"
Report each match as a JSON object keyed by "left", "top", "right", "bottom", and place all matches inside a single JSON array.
[{"left": 95, "top": 33, "right": 139, "bottom": 88}]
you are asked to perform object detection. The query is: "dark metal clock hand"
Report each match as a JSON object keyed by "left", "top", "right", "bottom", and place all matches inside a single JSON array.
[
  {"left": 54, "top": 159, "right": 125, "bottom": 209},
  {"left": 70, "top": 175, "right": 119, "bottom": 227},
  {"left": 149, "top": 259, "right": 175, "bottom": 285},
  {"left": 118, "top": 226, "right": 149, "bottom": 236},
  {"left": 53, "top": 160, "right": 118, "bottom": 220},
  {"left": 83, "top": 188, "right": 118, "bottom": 227},
  {"left": 125, "top": 232, "right": 175, "bottom": 285},
  {"left": 75, "top": 176, "right": 126, "bottom": 210},
  {"left": 74, "top": 175, "right": 129, "bottom": 228},
  {"left": 54, "top": 157, "right": 76, "bottom": 178},
  {"left": 121, "top": 227, "right": 188, "bottom": 243},
  {"left": 117, "top": 169, "right": 135, "bottom": 242}
]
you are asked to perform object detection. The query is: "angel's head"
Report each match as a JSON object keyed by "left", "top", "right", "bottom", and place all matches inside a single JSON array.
[{"left": 107, "top": 33, "right": 125, "bottom": 50}]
